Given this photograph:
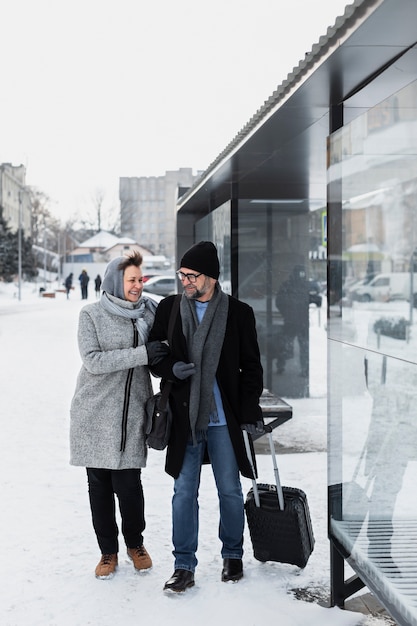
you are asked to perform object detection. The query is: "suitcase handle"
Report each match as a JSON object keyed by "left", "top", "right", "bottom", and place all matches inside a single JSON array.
[
  {"left": 243, "top": 428, "right": 284, "bottom": 511},
  {"left": 243, "top": 429, "right": 261, "bottom": 507}
]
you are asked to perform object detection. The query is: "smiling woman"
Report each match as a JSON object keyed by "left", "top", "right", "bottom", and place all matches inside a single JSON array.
[{"left": 69, "top": 250, "right": 170, "bottom": 579}]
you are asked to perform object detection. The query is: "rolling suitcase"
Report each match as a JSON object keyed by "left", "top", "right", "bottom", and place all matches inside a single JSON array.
[{"left": 243, "top": 427, "right": 315, "bottom": 568}]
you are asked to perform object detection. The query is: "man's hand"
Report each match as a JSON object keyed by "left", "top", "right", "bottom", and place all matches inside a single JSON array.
[
  {"left": 172, "top": 361, "right": 196, "bottom": 379},
  {"left": 241, "top": 420, "right": 265, "bottom": 435}
]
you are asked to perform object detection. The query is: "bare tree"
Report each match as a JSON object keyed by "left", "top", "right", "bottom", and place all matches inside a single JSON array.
[
  {"left": 92, "top": 188, "right": 105, "bottom": 232},
  {"left": 91, "top": 187, "right": 120, "bottom": 235}
]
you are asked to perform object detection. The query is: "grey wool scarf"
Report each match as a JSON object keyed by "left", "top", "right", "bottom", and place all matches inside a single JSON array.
[
  {"left": 100, "top": 292, "right": 157, "bottom": 344},
  {"left": 180, "top": 283, "right": 229, "bottom": 443}
]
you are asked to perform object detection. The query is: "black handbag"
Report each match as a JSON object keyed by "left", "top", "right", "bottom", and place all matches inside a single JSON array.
[
  {"left": 145, "top": 295, "right": 180, "bottom": 450},
  {"left": 145, "top": 382, "right": 173, "bottom": 450}
]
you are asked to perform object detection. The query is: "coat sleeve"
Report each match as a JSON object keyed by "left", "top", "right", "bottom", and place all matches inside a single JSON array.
[
  {"left": 147, "top": 296, "right": 185, "bottom": 380},
  {"left": 78, "top": 309, "right": 148, "bottom": 374},
  {"left": 236, "top": 303, "right": 264, "bottom": 423}
]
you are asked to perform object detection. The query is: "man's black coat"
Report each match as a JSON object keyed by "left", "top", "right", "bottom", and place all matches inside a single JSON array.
[{"left": 148, "top": 294, "right": 264, "bottom": 479}]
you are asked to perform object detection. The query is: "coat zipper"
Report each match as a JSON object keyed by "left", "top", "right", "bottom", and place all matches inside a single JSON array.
[{"left": 120, "top": 319, "right": 139, "bottom": 451}]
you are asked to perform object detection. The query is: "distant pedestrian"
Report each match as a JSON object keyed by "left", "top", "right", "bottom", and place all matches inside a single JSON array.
[
  {"left": 64, "top": 273, "right": 73, "bottom": 299},
  {"left": 79, "top": 269, "right": 90, "bottom": 300},
  {"left": 94, "top": 274, "right": 102, "bottom": 299}
]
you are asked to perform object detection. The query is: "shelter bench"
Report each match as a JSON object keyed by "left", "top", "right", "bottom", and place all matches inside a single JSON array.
[
  {"left": 330, "top": 507, "right": 417, "bottom": 625},
  {"left": 255, "top": 389, "right": 292, "bottom": 441}
]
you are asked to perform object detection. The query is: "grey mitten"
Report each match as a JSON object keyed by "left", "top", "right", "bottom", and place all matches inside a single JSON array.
[
  {"left": 145, "top": 341, "right": 170, "bottom": 366},
  {"left": 172, "top": 361, "right": 196, "bottom": 379}
]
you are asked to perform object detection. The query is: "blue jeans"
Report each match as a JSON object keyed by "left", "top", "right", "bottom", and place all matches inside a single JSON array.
[{"left": 172, "top": 425, "right": 244, "bottom": 572}]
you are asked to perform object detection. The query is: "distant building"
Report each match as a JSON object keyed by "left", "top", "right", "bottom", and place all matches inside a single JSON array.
[
  {"left": 119, "top": 168, "right": 201, "bottom": 261},
  {"left": 66, "top": 230, "right": 152, "bottom": 264},
  {"left": 0, "top": 163, "right": 31, "bottom": 235},
  {"left": 62, "top": 229, "right": 171, "bottom": 280}
]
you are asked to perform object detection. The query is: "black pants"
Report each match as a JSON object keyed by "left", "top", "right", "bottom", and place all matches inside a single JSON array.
[{"left": 86, "top": 468, "right": 145, "bottom": 554}]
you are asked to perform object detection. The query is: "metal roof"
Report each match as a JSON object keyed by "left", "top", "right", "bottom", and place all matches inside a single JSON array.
[{"left": 177, "top": 0, "right": 417, "bottom": 214}]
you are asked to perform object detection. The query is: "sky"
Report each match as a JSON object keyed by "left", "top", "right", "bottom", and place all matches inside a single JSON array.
[
  {"left": 1, "top": 0, "right": 351, "bottom": 226},
  {"left": 0, "top": 280, "right": 393, "bottom": 626}
]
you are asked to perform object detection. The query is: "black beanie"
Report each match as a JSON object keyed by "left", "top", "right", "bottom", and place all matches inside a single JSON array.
[{"left": 180, "top": 241, "right": 220, "bottom": 279}]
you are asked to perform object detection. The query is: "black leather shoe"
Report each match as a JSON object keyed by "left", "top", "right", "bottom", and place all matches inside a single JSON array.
[
  {"left": 221, "top": 558, "right": 243, "bottom": 582},
  {"left": 163, "top": 569, "right": 195, "bottom": 593}
]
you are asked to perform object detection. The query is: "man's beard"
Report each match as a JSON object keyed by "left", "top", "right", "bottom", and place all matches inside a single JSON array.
[
  {"left": 184, "top": 287, "right": 204, "bottom": 300},
  {"left": 184, "top": 277, "right": 211, "bottom": 300}
]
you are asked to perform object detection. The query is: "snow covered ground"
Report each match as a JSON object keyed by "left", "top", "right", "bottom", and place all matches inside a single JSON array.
[{"left": 0, "top": 281, "right": 389, "bottom": 626}]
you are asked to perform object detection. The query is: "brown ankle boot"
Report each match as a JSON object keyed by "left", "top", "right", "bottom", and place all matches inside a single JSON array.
[
  {"left": 127, "top": 545, "right": 152, "bottom": 571},
  {"left": 95, "top": 553, "right": 118, "bottom": 579}
]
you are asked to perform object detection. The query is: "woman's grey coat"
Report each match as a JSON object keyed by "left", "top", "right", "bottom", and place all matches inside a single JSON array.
[{"left": 70, "top": 303, "right": 152, "bottom": 469}]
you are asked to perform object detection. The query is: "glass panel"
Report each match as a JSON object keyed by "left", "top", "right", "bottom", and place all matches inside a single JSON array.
[
  {"left": 328, "top": 77, "right": 417, "bottom": 618},
  {"left": 329, "top": 343, "right": 417, "bottom": 576},
  {"left": 329, "top": 80, "right": 417, "bottom": 359},
  {"left": 195, "top": 201, "right": 231, "bottom": 294},
  {"left": 237, "top": 201, "right": 326, "bottom": 399}
]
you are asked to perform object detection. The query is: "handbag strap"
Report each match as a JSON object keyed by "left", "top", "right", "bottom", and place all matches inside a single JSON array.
[
  {"left": 168, "top": 294, "right": 181, "bottom": 345},
  {"left": 158, "top": 295, "right": 181, "bottom": 409}
]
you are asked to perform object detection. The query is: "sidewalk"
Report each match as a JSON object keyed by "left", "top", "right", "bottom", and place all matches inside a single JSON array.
[
  {"left": 255, "top": 397, "right": 398, "bottom": 626},
  {"left": 346, "top": 593, "right": 397, "bottom": 624}
]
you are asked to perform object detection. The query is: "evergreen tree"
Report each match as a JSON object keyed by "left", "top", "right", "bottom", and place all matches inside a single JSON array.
[
  {"left": 0, "top": 205, "right": 38, "bottom": 282},
  {"left": 0, "top": 206, "right": 15, "bottom": 282},
  {"left": 22, "top": 236, "right": 38, "bottom": 280}
]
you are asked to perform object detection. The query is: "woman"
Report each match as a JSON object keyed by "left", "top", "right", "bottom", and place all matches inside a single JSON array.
[
  {"left": 94, "top": 274, "right": 102, "bottom": 298},
  {"left": 70, "top": 251, "right": 169, "bottom": 579},
  {"left": 64, "top": 272, "right": 73, "bottom": 299}
]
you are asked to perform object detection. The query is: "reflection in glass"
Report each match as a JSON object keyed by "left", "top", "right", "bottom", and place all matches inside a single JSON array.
[
  {"left": 330, "top": 350, "right": 417, "bottom": 566},
  {"left": 195, "top": 201, "right": 231, "bottom": 294},
  {"left": 274, "top": 265, "right": 309, "bottom": 377},
  {"left": 237, "top": 202, "right": 325, "bottom": 399},
  {"left": 328, "top": 77, "right": 417, "bottom": 622}
]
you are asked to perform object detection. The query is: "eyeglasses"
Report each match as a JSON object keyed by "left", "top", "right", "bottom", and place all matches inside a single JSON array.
[{"left": 176, "top": 271, "right": 203, "bottom": 283}]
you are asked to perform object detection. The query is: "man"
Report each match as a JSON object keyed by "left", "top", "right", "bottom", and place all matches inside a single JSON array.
[
  {"left": 148, "top": 241, "right": 264, "bottom": 593},
  {"left": 275, "top": 265, "right": 309, "bottom": 377},
  {"left": 79, "top": 269, "right": 90, "bottom": 300}
]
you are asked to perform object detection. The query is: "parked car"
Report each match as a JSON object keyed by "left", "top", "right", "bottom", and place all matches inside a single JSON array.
[
  {"left": 142, "top": 273, "right": 158, "bottom": 283},
  {"left": 344, "top": 273, "right": 378, "bottom": 301},
  {"left": 142, "top": 275, "right": 176, "bottom": 297},
  {"left": 351, "top": 272, "right": 417, "bottom": 303}
]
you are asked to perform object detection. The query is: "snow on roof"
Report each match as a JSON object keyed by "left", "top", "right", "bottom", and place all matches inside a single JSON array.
[
  {"left": 112, "top": 237, "right": 137, "bottom": 245},
  {"left": 77, "top": 230, "right": 121, "bottom": 248}
]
